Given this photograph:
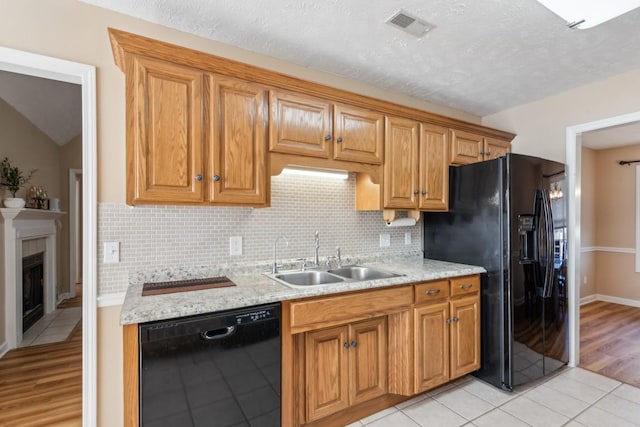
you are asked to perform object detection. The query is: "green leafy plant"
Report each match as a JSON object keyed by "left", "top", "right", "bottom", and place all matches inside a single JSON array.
[{"left": 0, "top": 157, "right": 36, "bottom": 198}]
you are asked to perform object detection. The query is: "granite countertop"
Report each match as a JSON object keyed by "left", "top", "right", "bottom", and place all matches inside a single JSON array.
[{"left": 120, "top": 258, "right": 485, "bottom": 325}]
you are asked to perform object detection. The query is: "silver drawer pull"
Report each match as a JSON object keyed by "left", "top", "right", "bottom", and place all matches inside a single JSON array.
[
  {"left": 426, "top": 289, "right": 441, "bottom": 295},
  {"left": 200, "top": 326, "right": 236, "bottom": 341},
  {"left": 460, "top": 284, "right": 473, "bottom": 290}
]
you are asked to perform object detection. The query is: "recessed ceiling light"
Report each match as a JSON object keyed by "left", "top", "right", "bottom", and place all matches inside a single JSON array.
[
  {"left": 535, "top": 0, "right": 640, "bottom": 29},
  {"left": 386, "top": 10, "right": 435, "bottom": 38}
]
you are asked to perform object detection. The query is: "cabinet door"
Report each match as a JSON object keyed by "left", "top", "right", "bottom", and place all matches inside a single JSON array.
[
  {"left": 209, "top": 76, "right": 268, "bottom": 206},
  {"left": 384, "top": 117, "right": 419, "bottom": 209},
  {"left": 450, "top": 295, "right": 481, "bottom": 379},
  {"left": 450, "top": 129, "right": 483, "bottom": 165},
  {"left": 484, "top": 137, "right": 511, "bottom": 160},
  {"left": 419, "top": 124, "right": 449, "bottom": 211},
  {"left": 130, "top": 56, "right": 205, "bottom": 204},
  {"left": 269, "top": 90, "right": 332, "bottom": 158},
  {"left": 414, "top": 302, "right": 450, "bottom": 393},
  {"left": 349, "top": 317, "right": 388, "bottom": 406},
  {"left": 334, "top": 104, "right": 383, "bottom": 164},
  {"left": 305, "top": 326, "right": 350, "bottom": 422}
]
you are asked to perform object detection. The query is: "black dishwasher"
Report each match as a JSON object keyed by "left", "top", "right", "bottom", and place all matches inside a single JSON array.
[{"left": 139, "top": 303, "right": 281, "bottom": 427}]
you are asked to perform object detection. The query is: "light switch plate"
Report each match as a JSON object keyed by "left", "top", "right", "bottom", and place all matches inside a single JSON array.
[
  {"left": 104, "top": 241, "right": 120, "bottom": 263},
  {"left": 230, "top": 236, "right": 243, "bottom": 256},
  {"left": 379, "top": 233, "right": 391, "bottom": 248},
  {"left": 405, "top": 232, "right": 412, "bottom": 245}
]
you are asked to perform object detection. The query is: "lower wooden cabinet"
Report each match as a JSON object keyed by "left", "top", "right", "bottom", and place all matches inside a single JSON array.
[
  {"left": 281, "top": 275, "right": 480, "bottom": 426},
  {"left": 414, "top": 275, "right": 481, "bottom": 394},
  {"left": 305, "top": 317, "right": 387, "bottom": 422}
]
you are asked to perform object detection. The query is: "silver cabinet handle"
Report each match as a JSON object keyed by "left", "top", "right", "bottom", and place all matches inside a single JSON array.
[
  {"left": 446, "top": 318, "right": 452, "bottom": 325},
  {"left": 413, "top": 190, "right": 419, "bottom": 195},
  {"left": 344, "top": 342, "right": 350, "bottom": 349},
  {"left": 351, "top": 340, "right": 358, "bottom": 348},
  {"left": 212, "top": 175, "right": 221, "bottom": 182},
  {"left": 336, "top": 137, "right": 343, "bottom": 143},
  {"left": 195, "top": 174, "right": 203, "bottom": 181},
  {"left": 422, "top": 190, "right": 427, "bottom": 196},
  {"left": 453, "top": 316, "right": 460, "bottom": 322},
  {"left": 460, "top": 284, "right": 473, "bottom": 290},
  {"left": 325, "top": 134, "right": 332, "bottom": 141},
  {"left": 200, "top": 326, "right": 236, "bottom": 340},
  {"left": 426, "top": 289, "right": 440, "bottom": 295}
]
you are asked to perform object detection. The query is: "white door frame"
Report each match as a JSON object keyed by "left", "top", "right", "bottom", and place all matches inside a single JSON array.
[
  {"left": 69, "top": 168, "right": 82, "bottom": 296},
  {"left": 566, "top": 110, "right": 640, "bottom": 368},
  {"left": 0, "top": 48, "right": 97, "bottom": 427}
]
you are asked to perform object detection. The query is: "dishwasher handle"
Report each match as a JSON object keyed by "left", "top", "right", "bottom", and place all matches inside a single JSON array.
[{"left": 200, "top": 325, "right": 236, "bottom": 341}]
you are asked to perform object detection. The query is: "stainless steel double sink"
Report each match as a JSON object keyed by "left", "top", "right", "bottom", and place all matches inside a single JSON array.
[{"left": 267, "top": 265, "right": 404, "bottom": 288}]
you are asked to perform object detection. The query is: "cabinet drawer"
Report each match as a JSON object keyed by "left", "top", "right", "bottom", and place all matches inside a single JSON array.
[
  {"left": 414, "top": 280, "right": 449, "bottom": 303},
  {"left": 289, "top": 286, "right": 412, "bottom": 331},
  {"left": 450, "top": 275, "right": 480, "bottom": 297}
]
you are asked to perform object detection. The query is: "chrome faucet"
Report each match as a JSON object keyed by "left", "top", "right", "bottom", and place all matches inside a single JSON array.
[
  {"left": 313, "top": 231, "right": 320, "bottom": 268},
  {"left": 272, "top": 236, "right": 288, "bottom": 274},
  {"left": 336, "top": 246, "right": 341, "bottom": 268}
]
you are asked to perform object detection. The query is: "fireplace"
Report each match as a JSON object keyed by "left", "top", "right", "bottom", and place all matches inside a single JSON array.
[{"left": 22, "top": 252, "right": 45, "bottom": 332}]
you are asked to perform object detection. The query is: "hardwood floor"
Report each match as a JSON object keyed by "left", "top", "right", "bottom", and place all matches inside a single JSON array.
[
  {"left": 0, "top": 284, "right": 83, "bottom": 426},
  {"left": 580, "top": 300, "right": 640, "bottom": 388}
]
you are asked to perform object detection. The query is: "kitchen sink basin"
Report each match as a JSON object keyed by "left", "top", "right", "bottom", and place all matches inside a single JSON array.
[
  {"left": 268, "top": 265, "right": 404, "bottom": 288},
  {"left": 273, "top": 270, "right": 344, "bottom": 287},
  {"left": 328, "top": 265, "right": 403, "bottom": 281}
]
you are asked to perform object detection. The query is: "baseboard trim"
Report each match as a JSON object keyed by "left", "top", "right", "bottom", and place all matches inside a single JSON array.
[
  {"left": 0, "top": 341, "right": 9, "bottom": 358},
  {"left": 581, "top": 246, "right": 635, "bottom": 254},
  {"left": 580, "top": 294, "right": 640, "bottom": 308},
  {"left": 580, "top": 295, "right": 598, "bottom": 305},
  {"left": 97, "top": 292, "right": 126, "bottom": 307},
  {"left": 57, "top": 292, "right": 71, "bottom": 304}
]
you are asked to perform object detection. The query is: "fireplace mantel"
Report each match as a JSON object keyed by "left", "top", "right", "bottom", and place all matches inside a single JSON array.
[{"left": 1, "top": 208, "right": 67, "bottom": 351}]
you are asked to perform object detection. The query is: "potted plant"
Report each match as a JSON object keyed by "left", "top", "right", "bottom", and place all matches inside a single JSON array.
[{"left": 0, "top": 157, "right": 36, "bottom": 208}]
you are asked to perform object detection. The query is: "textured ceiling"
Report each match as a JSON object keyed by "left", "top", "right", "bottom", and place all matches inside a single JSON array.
[
  {"left": 81, "top": 0, "right": 640, "bottom": 117},
  {"left": 0, "top": 70, "right": 81, "bottom": 146}
]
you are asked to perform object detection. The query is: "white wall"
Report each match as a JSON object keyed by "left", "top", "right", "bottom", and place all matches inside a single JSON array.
[{"left": 482, "top": 68, "right": 640, "bottom": 162}]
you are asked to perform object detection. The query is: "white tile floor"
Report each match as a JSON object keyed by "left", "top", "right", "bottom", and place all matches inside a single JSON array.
[
  {"left": 349, "top": 367, "right": 640, "bottom": 427},
  {"left": 19, "top": 307, "right": 82, "bottom": 347}
]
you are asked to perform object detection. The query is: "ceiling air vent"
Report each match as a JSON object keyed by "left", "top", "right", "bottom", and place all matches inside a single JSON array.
[{"left": 386, "top": 10, "right": 435, "bottom": 38}]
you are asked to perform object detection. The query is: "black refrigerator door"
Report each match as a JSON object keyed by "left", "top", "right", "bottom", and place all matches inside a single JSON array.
[
  {"left": 424, "top": 157, "right": 510, "bottom": 390},
  {"left": 508, "top": 154, "right": 568, "bottom": 386}
]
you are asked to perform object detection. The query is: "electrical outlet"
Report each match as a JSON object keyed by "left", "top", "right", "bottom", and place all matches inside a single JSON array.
[
  {"left": 405, "top": 232, "right": 412, "bottom": 245},
  {"left": 230, "top": 236, "right": 243, "bottom": 256},
  {"left": 583, "top": 276, "right": 587, "bottom": 285},
  {"left": 379, "top": 233, "right": 391, "bottom": 248},
  {"left": 103, "top": 241, "right": 120, "bottom": 263}
]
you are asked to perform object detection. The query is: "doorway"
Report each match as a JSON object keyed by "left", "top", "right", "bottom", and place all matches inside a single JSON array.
[
  {"left": 565, "top": 111, "right": 640, "bottom": 375},
  {"left": 0, "top": 47, "right": 97, "bottom": 425}
]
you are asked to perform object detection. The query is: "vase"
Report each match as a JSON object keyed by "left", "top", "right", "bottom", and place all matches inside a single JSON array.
[{"left": 3, "top": 197, "right": 26, "bottom": 208}]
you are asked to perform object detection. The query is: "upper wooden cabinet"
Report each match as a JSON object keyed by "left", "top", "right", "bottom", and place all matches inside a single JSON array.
[
  {"left": 450, "top": 129, "right": 511, "bottom": 165},
  {"left": 122, "top": 55, "right": 268, "bottom": 206},
  {"left": 485, "top": 137, "right": 511, "bottom": 160},
  {"left": 333, "top": 104, "right": 384, "bottom": 164},
  {"left": 129, "top": 56, "right": 206, "bottom": 204},
  {"left": 109, "top": 29, "right": 514, "bottom": 207},
  {"left": 269, "top": 90, "right": 383, "bottom": 164},
  {"left": 384, "top": 116, "right": 419, "bottom": 209},
  {"left": 269, "top": 90, "right": 332, "bottom": 158},
  {"left": 419, "top": 124, "right": 449, "bottom": 211},
  {"left": 384, "top": 119, "right": 449, "bottom": 211},
  {"left": 209, "top": 77, "right": 268, "bottom": 205}
]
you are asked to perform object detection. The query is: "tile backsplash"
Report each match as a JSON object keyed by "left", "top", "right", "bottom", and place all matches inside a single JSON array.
[{"left": 98, "top": 173, "right": 423, "bottom": 295}]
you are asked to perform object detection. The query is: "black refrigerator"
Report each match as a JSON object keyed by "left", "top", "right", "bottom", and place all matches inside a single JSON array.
[{"left": 424, "top": 153, "right": 569, "bottom": 391}]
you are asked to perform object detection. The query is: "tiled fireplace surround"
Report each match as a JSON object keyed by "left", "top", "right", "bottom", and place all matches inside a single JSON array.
[{"left": 98, "top": 173, "right": 424, "bottom": 296}]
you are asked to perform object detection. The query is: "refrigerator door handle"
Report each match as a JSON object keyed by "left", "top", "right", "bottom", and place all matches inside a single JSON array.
[{"left": 541, "top": 189, "right": 555, "bottom": 298}]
